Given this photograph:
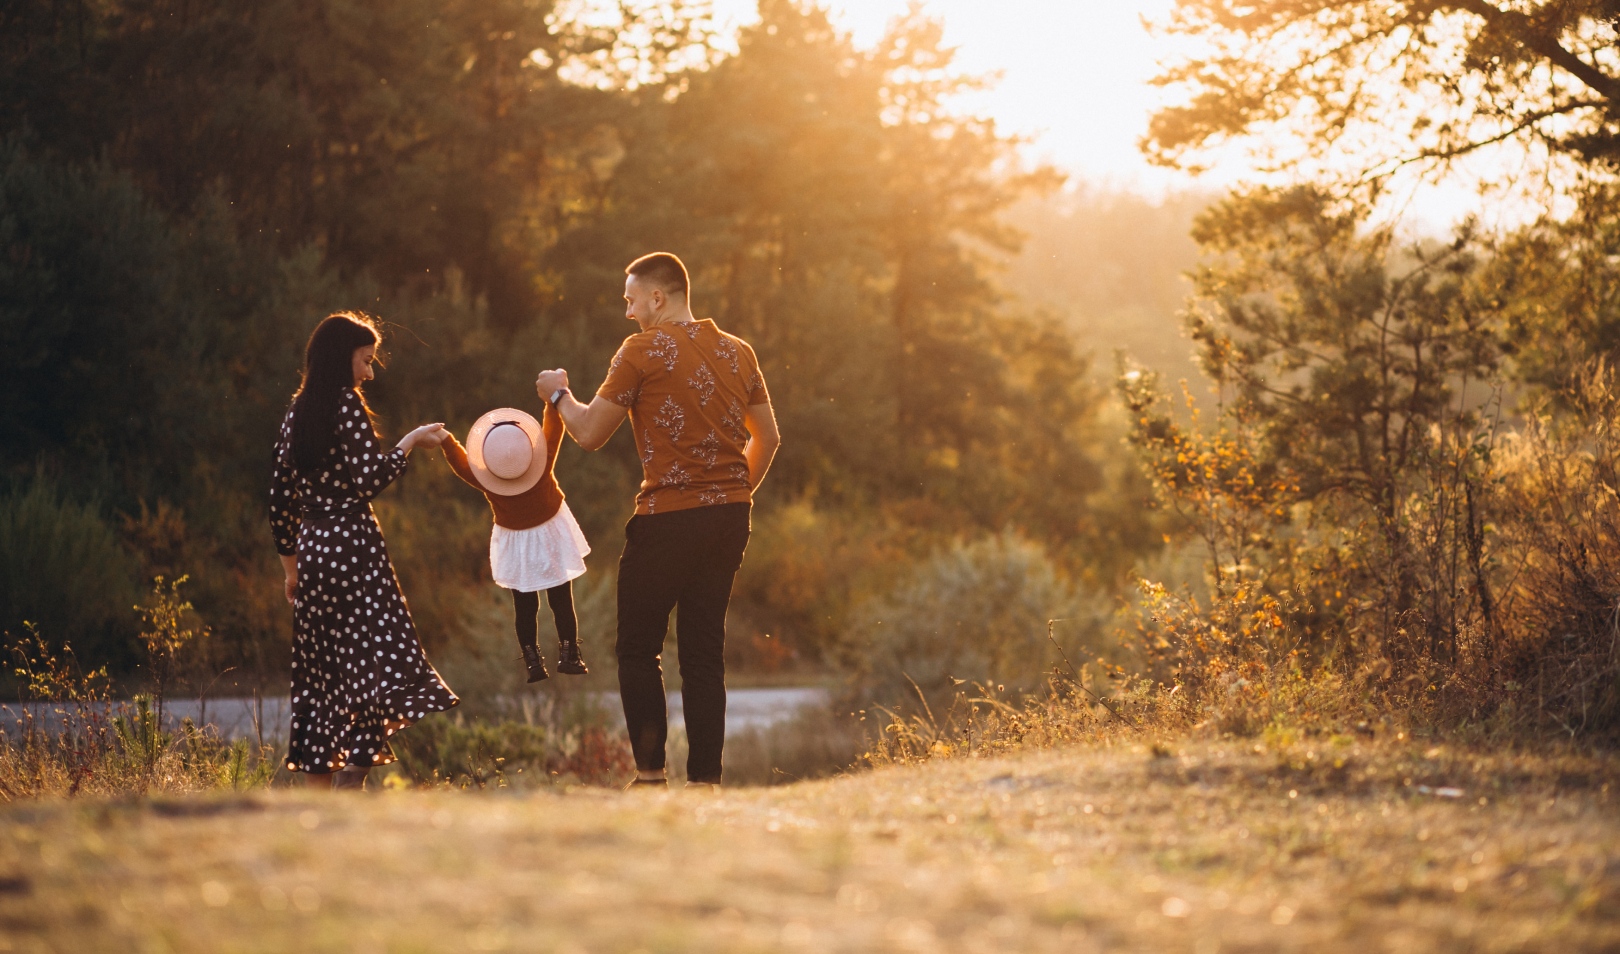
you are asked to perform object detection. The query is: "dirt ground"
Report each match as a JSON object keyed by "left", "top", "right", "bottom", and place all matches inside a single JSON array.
[{"left": 2, "top": 736, "right": 1617, "bottom": 953}]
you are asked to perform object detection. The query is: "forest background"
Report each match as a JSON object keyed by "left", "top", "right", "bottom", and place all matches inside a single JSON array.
[
  {"left": 5, "top": 0, "right": 1618, "bottom": 746},
  {"left": 0, "top": 0, "right": 1201, "bottom": 705}
]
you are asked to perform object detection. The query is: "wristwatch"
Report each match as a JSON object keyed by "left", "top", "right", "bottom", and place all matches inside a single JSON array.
[{"left": 549, "top": 387, "right": 570, "bottom": 406}]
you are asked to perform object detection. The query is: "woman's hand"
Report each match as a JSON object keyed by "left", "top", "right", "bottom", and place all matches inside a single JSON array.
[
  {"left": 397, "top": 423, "right": 447, "bottom": 453},
  {"left": 280, "top": 554, "right": 298, "bottom": 605}
]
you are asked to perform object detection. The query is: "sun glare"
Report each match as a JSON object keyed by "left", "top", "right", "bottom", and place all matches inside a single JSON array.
[
  {"left": 702, "top": 0, "right": 1503, "bottom": 228},
  {"left": 710, "top": 0, "right": 1186, "bottom": 192}
]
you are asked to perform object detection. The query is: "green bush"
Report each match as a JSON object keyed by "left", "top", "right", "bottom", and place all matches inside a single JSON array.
[
  {"left": 386, "top": 706, "right": 632, "bottom": 789},
  {"left": 0, "top": 478, "right": 138, "bottom": 670},
  {"left": 838, "top": 532, "right": 1108, "bottom": 711}
]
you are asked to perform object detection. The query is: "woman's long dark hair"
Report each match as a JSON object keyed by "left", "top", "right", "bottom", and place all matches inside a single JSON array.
[{"left": 290, "top": 312, "right": 382, "bottom": 471}]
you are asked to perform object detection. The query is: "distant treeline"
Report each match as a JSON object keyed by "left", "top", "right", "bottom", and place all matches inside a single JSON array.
[
  {"left": 1003, "top": 189, "right": 1209, "bottom": 387},
  {"left": 0, "top": 0, "right": 1164, "bottom": 683}
]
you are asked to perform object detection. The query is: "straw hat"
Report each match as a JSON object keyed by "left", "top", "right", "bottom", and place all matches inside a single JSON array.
[{"left": 466, "top": 408, "right": 548, "bottom": 496}]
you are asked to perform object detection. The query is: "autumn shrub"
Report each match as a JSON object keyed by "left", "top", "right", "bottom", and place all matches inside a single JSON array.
[
  {"left": 1491, "top": 368, "right": 1620, "bottom": 737},
  {"left": 1102, "top": 189, "right": 1620, "bottom": 742}
]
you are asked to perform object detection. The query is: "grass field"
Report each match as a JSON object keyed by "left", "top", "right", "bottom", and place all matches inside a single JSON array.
[{"left": 2, "top": 735, "right": 1617, "bottom": 953}]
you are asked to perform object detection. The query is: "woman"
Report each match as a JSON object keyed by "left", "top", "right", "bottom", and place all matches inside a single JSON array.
[{"left": 269, "top": 312, "right": 458, "bottom": 789}]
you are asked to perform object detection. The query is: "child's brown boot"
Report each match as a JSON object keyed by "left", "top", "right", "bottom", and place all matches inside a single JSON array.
[
  {"left": 557, "top": 640, "right": 589, "bottom": 675},
  {"left": 521, "top": 644, "right": 550, "bottom": 683}
]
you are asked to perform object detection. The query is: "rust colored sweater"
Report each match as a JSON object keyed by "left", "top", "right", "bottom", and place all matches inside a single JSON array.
[{"left": 441, "top": 404, "right": 566, "bottom": 530}]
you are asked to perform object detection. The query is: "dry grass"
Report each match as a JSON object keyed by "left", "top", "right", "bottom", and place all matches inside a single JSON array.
[{"left": 2, "top": 736, "right": 1616, "bottom": 953}]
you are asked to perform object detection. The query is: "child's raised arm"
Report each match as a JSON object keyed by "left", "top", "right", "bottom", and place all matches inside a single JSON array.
[
  {"left": 541, "top": 401, "right": 565, "bottom": 470},
  {"left": 439, "top": 433, "right": 484, "bottom": 492}
]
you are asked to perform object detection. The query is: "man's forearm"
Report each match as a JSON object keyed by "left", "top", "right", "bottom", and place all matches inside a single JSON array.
[
  {"left": 745, "top": 438, "right": 779, "bottom": 490},
  {"left": 554, "top": 392, "right": 626, "bottom": 451},
  {"left": 554, "top": 391, "right": 594, "bottom": 444}
]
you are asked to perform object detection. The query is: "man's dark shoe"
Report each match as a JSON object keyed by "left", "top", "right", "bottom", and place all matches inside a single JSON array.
[
  {"left": 625, "top": 776, "right": 667, "bottom": 791},
  {"left": 521, "top": 644, "right": 550, "bottom": 683},
  {"left": 557, "top": 640, "right": 589, "bottom": 675}
]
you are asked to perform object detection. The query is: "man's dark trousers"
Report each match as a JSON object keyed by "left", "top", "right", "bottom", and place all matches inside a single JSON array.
[{"left": 616, "top": 502, "right": 750, "bottom": 783}]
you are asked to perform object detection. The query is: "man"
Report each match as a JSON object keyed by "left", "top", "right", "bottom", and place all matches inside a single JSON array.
[{"left": 535, "top": 252, "right": 780, "bottom": 787}]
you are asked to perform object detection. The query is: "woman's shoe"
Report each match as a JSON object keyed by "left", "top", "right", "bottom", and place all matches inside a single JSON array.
[
  {"left": 522, "top": 644, "right": 550, "bottom": 683},
  {"left": 557, "top": 640, "right": 589, "bottom": 675}
]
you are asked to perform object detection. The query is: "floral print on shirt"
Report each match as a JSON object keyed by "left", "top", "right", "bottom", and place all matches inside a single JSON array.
[{"left": 598, "top": 319, "right": 770, "bottom": 516}]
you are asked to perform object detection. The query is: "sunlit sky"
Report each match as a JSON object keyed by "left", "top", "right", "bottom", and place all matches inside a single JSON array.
[
  {"left": 707, "top": 0, "right": 1488, "bottom": 229},
  {"left": 711, "top": 0, "right": 1188, "bottom": 192}
]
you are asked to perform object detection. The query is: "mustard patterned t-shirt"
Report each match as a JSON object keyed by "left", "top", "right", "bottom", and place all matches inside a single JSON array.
[{"left": 597, "top": 319, "right": 770, "bottom": 515}]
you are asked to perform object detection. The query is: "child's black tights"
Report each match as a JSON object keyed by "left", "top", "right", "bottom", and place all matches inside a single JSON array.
[{"left": 511, "top": 583, "right": 578, "bottom": 650}]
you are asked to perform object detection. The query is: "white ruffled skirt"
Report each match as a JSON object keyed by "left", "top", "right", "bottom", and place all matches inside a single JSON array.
[{"left": 489, "top": 503, "right": 591, "bottom": 592}]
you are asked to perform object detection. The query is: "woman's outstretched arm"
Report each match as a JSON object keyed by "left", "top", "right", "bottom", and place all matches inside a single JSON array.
[{"left": 337, "top": 390, "right": 444, "bottom": 497}]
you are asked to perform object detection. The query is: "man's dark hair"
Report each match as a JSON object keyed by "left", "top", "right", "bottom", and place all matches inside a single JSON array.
[{"left": 626, "top": 252, "right": 690, "bottom": 299}]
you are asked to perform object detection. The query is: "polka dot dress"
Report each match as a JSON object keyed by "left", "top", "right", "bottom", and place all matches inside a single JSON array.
[{"left": 269, "top": 389, "right": 458, "bottom": 774}]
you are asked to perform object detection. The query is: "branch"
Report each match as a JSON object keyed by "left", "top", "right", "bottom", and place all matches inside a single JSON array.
[
  {"left": 1448, "top": 0, "right": 1620, "bottom": 103},
  {"left": 1366, "top": 98, "right": 1602, "bottom": 184}
]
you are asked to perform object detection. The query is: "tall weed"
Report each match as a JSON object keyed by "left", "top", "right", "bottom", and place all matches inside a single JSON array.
[
  {"left": 1, "top": 623, "right": 275, "bottom": 799},
  {"left": 1493, "top": 367, "right": 1620, "bottom": 736}
]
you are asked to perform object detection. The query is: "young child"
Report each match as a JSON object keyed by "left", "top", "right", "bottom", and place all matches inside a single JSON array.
[{"left": 441, "top": 405, "right": 590, "bottom": 682}]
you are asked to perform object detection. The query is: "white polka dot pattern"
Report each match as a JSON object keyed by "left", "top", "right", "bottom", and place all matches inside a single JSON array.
[{"left": 268, "top": 389, "right": 458, "bottom": 773}]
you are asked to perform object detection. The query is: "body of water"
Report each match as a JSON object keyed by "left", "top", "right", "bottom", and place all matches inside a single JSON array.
[{"left": 0, "top": 687, "right": 829, "bottom": 742}]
